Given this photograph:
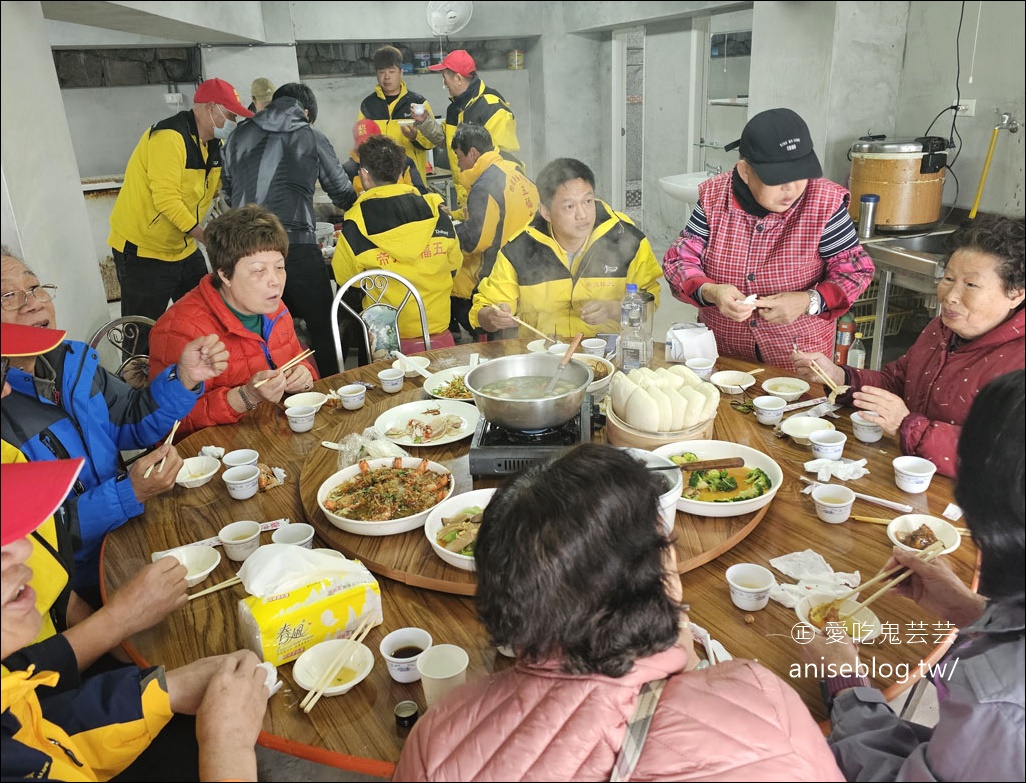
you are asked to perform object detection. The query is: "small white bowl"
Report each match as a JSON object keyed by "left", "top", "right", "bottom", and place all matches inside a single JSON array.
[
  {"left": 175, "top": 456, "right": 220, "bottom": 489},
  {"left": 572, "top": 354, "right": 614, "bottom": 397},
  {"left": 391, "top": 356, "right": 430, "bottom": 378},
  {"left": 292, "top": 640, "right": 374, "bottom": 697},
  {"left": 780, "top": 416, "right": 835, "bottom": 446},
  {"left": 162, "top": 545, "right": 221, "bottom": 587},
  {"left": 547, "top": 342, "right": 572, "bottom": 356},
  {"left": 526, "top": 339, "right": 549, "bottom": 353},
  {"left": 338, "top": 384, "right": 366, "bottom": 410},
  {"left": 283, "top": 391, "right": 328, "bottom": 413},
  {"left": 796, "top": 593, "right": 882, "bottom": 642},
  {"left": 423, "top": 488, "right": 495, "bottom": 572},
  {"left": 761, "top": 377, "right": 811, "bottom": 403},
  {"left": 887, "top": 514, "right": 961, "bottom": 556},
  {"left": 710, "top": 370, "right": 756, "bottom": 394}
]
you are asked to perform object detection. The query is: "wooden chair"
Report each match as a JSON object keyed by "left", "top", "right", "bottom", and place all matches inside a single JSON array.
[
  {"left": 330, "top": 271, "right": 430, "bottom": 369},
  {"left": 88, "top": 315, "right": 155, "bottom": 389}
]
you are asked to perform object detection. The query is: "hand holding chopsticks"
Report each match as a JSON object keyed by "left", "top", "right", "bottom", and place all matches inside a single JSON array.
[
  {"left": 253, "top": 348, "right": 315, "bottom": 389},
  {"left": 300, "top": 615, "right": 374, "bottom": 713},
  {"left": 143, "top": 420, "right": 181, "bottom": 479},
  {"left": 806, "top": 359, "right": 842, "bottom": 393},
  {"left": 505, "top": 313, "right": 553, "bottom": 343},
  {"left": 188, "top": 575, "right": 241, "bottom": 601},
  {"left": 850, "top": 540, "right": 946, "bottom": 614}
]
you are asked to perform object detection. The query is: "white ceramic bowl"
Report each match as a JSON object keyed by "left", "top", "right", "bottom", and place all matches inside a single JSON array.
[
  {"left": 796, "top": 593, "right": 882, "bottom": 642},
  {"left": 621, "top": 448, "right": 683, "bottom": 534},
  {"left": 423, "top": 488, "right": 496, "bottom": 572},
  {"left": 892, "top": 455, "right": 937, "bottom": 494},
  {"left": 571, "top": 354, "right": 615, "bottom": 397},
  {"left": 761, "top": 377, "right": 811, "bottom": 403},
  {"left": 887, "top": 514, "right": 961, "bottom": 556},
  {"left": 526, "top": 339, "right": 549, "bottom": 353},
  {"left": 175, "top": 456, "right": 220, "bottom": 489},
  {"left": 391, "top": 356, "right": 431, "bottom": 378},
  {"left": 709, "top": 370, "right": 757, "bottom": 394},
  {"left": 292, "top": 640, "right": 374, "bottom": 696},
  {"left": 651, "top": 440, "right": 783, "bottom": 518},
  {"left": 283, "top": 391, "right": 328, "bottom": 413},
  {"left": 162, "top": 545, "right": 221, "bottom": 587},
  {"left": 317, "top": 457, "right": 454, "bottom": 536},
  {"left": 222, "top": 448, "right": 259, "bottom": 468},
  {"left": 779, "top": 416, "right": 836, "bottom": 446}
]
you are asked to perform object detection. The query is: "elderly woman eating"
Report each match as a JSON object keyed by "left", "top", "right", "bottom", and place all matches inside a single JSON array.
[
  {"left": 792, "top": 215, "right": 1024, "bottom": 477},
  {"left": 149, "top": 205, "right": 318, "bottom": 438}
]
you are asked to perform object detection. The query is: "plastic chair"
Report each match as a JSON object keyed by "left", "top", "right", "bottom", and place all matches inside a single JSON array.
[
  {"left": 88, "top": 315, "right": 155, "bottom": 389},
  {"left": 330, "top": 271, "right": 430, "bottom": 369}
]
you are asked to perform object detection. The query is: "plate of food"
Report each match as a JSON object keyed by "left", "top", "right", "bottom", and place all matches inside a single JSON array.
[
  {"left": 375, "top": 400, "right": 480, "bottom": 446},
  {"left": 317, "top": 457, "right": 454, "bottom": 536},
  {"left": 423, "top": 365, "right": 475, "bottom": 401},
  {"left": 423, "top": 488, "right": 497, "bottom": 572}
]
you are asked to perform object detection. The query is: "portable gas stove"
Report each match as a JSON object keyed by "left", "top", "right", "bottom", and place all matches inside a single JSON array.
[{"left": 468, "top": 396, "right": 594, "bottom": 477}]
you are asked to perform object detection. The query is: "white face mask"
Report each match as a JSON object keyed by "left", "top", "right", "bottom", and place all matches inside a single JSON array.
[{"left": 212, "top": 105, "right": 237, "bottom": 140}]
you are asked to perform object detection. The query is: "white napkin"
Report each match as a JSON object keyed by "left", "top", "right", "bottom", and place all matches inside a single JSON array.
[
  {"left": 256, "top": 661, "right": 283, "bottom": 696},
  {"left": 805, "top": 457, "right": 870, "bottom": 482},
  {"left": 665, "top": 322, "right": 719, "bottom": 363},
  {"left": 199, "top": 446, "right": 225, "bottom": 459},
  {"left": 768, "top": 549, "right": 861, "bottom": 608},
  {"left": 237, "top": 543, "right": 367, "bottom": 598}
]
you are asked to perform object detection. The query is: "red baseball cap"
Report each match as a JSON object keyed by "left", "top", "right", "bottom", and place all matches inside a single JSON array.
[
  {"left": 1, "top": 322, "right": 66, "bottom": 357},
  {"left": 353, "top": 118, "right": 382, "bottom": 144},
  {"left": 429, "top": 50, "right": 476, "bottom": 77},
  {"left": 1, "top": 458, "right": 84, "bottom": 546},
  {"left": 193, "top": 78, "right": 253, "bottom": 118}
]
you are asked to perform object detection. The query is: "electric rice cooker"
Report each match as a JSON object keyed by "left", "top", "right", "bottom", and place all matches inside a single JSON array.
[{"left": 848, "top": 136, "right": 947, "bottom": 234}]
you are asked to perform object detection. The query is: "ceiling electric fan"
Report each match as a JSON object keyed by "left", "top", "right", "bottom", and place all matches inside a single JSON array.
[{"left": 426, "top": 0, "right": 473, "bottom": 60}]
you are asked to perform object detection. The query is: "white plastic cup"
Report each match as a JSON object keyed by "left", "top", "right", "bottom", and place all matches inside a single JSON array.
[
  {"left": 810, "top": 429, "right": 847, "bottom": 461},
  {"left": 271, "top": 522, "right": 314, "bottom": 548},
  {"left": 581, "top": 338, "right": 607, "bottom": 356},
  {"left": 893, "top": 456, "right": 937, "bottom": 494},
  {"left": 416, "top": 643, "right": 469, "bottom": 707},
  {"left": 851, "top": 411, "right": 884, "bottom": 443},
  {"left": 685, "top": 357, "right": 715, "bottom": 380},
  {"left": 222, "top": 465, "right": 260, "bottom": 500},
  {"left": 724, "top": 563, "right": 775, "bottom": 611},
  {"left": 379, "top": 627, "right": 433, "bottom": 683},
  {"left": 339, "top": 384, "right": 366, "bottom": 410},
  {"left": 222, "top": 448, "right": 259, "bottom": 468},
  {"left": 752, "top": 395, "right": 786, "bottom": 425},
  {"left": 378, "top": 368, "right": 405, "bottom": 394},
  {"left": 811, "top": 484, "right": 856, "bottom": 524},
  {"left": 285, "top": 405, "right": 316, "bottom": 433},
  {"left": 219, "top": 520, "right": 261, "bottom": 561}
]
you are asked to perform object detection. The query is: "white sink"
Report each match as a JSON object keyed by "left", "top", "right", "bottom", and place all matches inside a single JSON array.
[{"left": 658, "top": 172, "right": 715, "bottom": 204}]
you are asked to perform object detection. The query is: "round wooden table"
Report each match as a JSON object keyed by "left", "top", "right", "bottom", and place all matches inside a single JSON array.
[{"left": 101, "top": 340, "right": 978, "bottom": 776}]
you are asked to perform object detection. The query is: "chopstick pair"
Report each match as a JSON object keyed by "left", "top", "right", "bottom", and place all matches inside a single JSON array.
[
  {"left": 142, "top": 420, "right": 181, "bottom": 479},
  {"left": 253, "top": 348, "right": 316, "bottom": 388},
  {"left": 505, "top": 313, "right": 553, "bottom": 343},
  {"left": 300, "top": 615, "right": 374, "bottom": 713},
  {"left": 188, "top": 575, "right": 241, "bottom": 601},
  {"left": 849, "top": 540, "right": 947, "bottom": 615},
  {"left": 853, "top": 515, "right": 971, "bottom": 535},
  {"left": 806, "top": 359, "right": 841, "bottom": 393}
]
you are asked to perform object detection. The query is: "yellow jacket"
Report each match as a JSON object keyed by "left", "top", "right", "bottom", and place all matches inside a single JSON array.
[
  {"left": 470, "top": 201, "right": 662, "bottom": 339},
  {"left": 107, "top": 110, "right": 222, "bottom": 261},
  {"left": 332, "top": 184, "right": 462, "bottom": 337},
  {"left": 358, "top": 83, "right": 435, "bottom": 182},
  {"left": 453, "top": 151, "right": 539, "bottom": 299}
]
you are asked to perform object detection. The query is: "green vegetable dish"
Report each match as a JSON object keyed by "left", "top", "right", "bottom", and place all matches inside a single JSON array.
[
  {"left": 673, "top": 460, "right": 773, "bottom": 503},
  {"left": 436, "top": 506, "right": 483, "bottom": 557}
]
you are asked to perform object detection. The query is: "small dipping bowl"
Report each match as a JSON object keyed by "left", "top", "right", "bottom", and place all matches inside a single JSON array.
[
  {"left": 752, "top": 395, "right": 786, "bottom": 425},
  {"left": 547, "top": 342, "right": 571, "bottom": 356},
  {"left": 222, "top": 448, "right": 259, "bottom": 469},
  {"left": 339, "top": 384, "right": 366, "bottom": 410},
  {"left": 285, "top": 405, "right": 316, "bottom": 433},
  {"left": 809, "top": 429, "right": 847, "bottom": 461},
  {"left": 175, "top": 455, "right": 220, "bottom": 489},
  {"left": 271, "top": 522, "right": 315, "bottom": 548},
  {"left": 892, "top": 455, "right": 938, "bottom": 494},
  {"left": 851, "top": 411, "right": 884, "bottom": 443},
  {"left": 293, "top": 640, "right": 374, "bottom": 697},
  {"left": 379, "top": 627, "right": 433, "bottom": 683},
  {"left": 218, "top": 520, "right": 261, "bottom": 561},
  {"left": 378, "top": 368, "right": 405, "bottom": 394},
  {"left": 162, "top": 545, "right": 221, "bottom": 587},
  {"left": 391, "top": 356, "right": 430, "bottom": 378},
  {"left": 724, "top": 563, "right": 775, "bottom": 611},
  {"left": 685, "top": 357, "right": 715, "bottom": 380},
  {"left": 811, "top": 484, "right": 855, "bottom": 524}
]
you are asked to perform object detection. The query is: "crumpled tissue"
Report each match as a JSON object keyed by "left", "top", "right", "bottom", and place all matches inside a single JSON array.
[
  {"left": 256, "top": 661, "right": 283, "bottom": 696},
  {"left": 768, "top": 549, "right": 861, "bottom": 608},
  {"left": 199, "top": 445, "right": 225, "bottom": 459},
  {"left": 805, "top": 457, "right": 870, "bottom": 482}
]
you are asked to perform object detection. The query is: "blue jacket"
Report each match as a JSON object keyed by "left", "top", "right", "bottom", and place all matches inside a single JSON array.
[{"left": 0, "top": 340, "right": 200, "bottom": 590}]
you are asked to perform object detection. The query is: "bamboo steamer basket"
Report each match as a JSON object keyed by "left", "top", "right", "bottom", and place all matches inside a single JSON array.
[
  {"left": 848, "top": 138, "right": 946, "bottom": 233},
  {"left": 605, "top": 407, "right": 715, "bottom": 449}
]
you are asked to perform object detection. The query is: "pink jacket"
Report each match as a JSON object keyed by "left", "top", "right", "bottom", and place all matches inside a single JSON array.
[
  {"left": 843, "top": 309, "right": 1025, "bottom": 477},
  {"left": 393, "top": 647, "right": 843, "bottom": 782}
]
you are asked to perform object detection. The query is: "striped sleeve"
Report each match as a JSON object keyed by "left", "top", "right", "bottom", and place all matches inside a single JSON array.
[
  {"left": 819, "top": 204, "right": 861, "bottom": 258},
  {"left": 684, "top": 203, "right": 711, "bottom": 241}
]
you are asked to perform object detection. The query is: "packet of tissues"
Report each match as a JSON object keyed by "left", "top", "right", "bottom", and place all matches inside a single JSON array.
[
  {"left": 804, "top": 457, "right": 870, "bottom": 482},
  {"left": 664, "top": 322, "right": 719, "bottom": 364},
  {"left": 768, "top": 549, "right": 861, "bottom": 608}
]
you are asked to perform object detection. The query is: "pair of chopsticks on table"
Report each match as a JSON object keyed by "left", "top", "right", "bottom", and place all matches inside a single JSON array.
[
  {"left": 253, "top": 348, "right": 315, "bottom": 389},
  {"left": 827, "top": 540, "right": 946, "bottom": 621},
  {"left": 853, "top": 515, "right": 971, "bottom": 535},
  {"left": 142, "top": 420, "right": 181, "bottom": 479},
  {"left": 300, "top": 615, "right": 374, "bottom": 713},
  {"left": 188, "top": 575, "right": 242, "bottom": 601}
]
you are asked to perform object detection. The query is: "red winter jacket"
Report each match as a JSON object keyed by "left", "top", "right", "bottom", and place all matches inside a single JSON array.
[
  {"left": 148, "top": 276, "right": 317, "bottom": 438},
  {"left": 843, "top": 309, "right": 1024, "bottom": 477}
]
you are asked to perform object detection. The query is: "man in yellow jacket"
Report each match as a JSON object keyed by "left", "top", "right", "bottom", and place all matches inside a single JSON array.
[
  {"left": 472, "top": 158, "right": 663, "bottom": 340},
  {"left": 332, "top": 136, "right": 462, "bottom": 358},
  {"left": 108, "top": 78, "right": 252, "bottom": 321},
  {"left": 449, "top": 124, "right": 539, "bottom": 342}
]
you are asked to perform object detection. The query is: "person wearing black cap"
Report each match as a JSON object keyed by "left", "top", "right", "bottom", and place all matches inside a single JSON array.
[{"left": 662, "top": 108, "right": 874, "bottom": 368}]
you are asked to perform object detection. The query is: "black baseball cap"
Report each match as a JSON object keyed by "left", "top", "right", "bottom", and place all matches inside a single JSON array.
[{"left": 724, "top": 108, "right": 822, "bottom": 185}]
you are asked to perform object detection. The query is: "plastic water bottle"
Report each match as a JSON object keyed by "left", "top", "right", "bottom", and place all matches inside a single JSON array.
[
  {"left": 618, "top": 284, "right": 651, "bottom": 370},
  {"left": 848, "top": 331, "right": 867, "bottom": 369}
]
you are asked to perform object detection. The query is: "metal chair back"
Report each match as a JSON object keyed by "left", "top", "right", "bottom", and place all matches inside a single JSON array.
[{"left": 87, "top": 316, "right": 156, "bottom": 388}]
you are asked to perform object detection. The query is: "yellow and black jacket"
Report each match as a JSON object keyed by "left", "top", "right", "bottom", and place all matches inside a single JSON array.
[
  {"left": 442, "top": 78, "right": 522, "bottom": 209},
  {"left": 470, "top": 200, "right": 663, "bottom": 339},
  {"left": 453, "top": 151, "right": 538, "bottom": 300},
  {"left": 332, "top": 184, "right": 462, "bottom": 337},
  {"left": 358, "top": 83, "right": 435, "bottom": 182},
  {"left": 108, "top": 110, "right": 222, "bottom": 261}
]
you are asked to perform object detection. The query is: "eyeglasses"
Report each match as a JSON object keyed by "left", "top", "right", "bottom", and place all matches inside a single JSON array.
[{"left": 0, "top": 284, "right": 58, "bottom": 311}]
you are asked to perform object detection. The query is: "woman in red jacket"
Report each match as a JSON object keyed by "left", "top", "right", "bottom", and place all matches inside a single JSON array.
[{"left": 149, "top": 205, "right": 318, "bottom": 437}]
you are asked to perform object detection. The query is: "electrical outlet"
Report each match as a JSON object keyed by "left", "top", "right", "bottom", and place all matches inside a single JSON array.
[
  {"left": 164, "top": 93, "right": 182, "bottom": 106},
  {"left": 956, "top": 100, "right": 976, "bottom": 117}
]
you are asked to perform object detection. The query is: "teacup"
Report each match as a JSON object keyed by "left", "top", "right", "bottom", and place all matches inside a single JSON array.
[
  {"left": 271, "top": 522, "right": 314, "bottom": 548},
  {"left": 752, "top": 395, "right": 786, "bottom": 425},
  {"left": 285, "top": 405, "right": 315, "bottom": 433},
  {"left": 809, "top": 429, "right": 847, "bottom": 461},
  {"left": 851, "top": 411, "right": 884, "bottom": 443},
  {"left": 222, "top": 465, "right": 260, "bottom": 500},
  {"left": 685, "top": 357, "right": 715, "bottom": 380},
  {"left": 893, "top": 455, "right": 937, "bottom": 494},
  {"left": 379, "top": 627, "right": 433, "bottom": 683},
  {"left": 378, "top": 368, "right": 405, "bottom": 394},
  {"left": 218, "top": 520, "right": 261, "bottom": 561},
  {"left": 222, "top": 448, "right": 259, "bottom": 469},
  {"left": 339, "top": 384, "right": 366, "bottom": 410},
  {"left": 811, "top": 484, "right": 855, "bottom": 524},
  {"left": 724, "top": 563, "right": 775, "bottom": 611},
  {"left": 581, "top": 338, "right": 607, "bottom": 356}
]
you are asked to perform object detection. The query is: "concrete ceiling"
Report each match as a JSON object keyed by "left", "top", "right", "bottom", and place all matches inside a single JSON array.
[{"left": 40, "top": 1, "right": 261, "bottom": 44}]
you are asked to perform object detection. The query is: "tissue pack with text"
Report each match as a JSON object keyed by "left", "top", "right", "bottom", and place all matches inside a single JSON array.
[
  {"left": 664, "top": 322, "right": 718, "bottom": 363},
  {"left": 237, "top": 545, "right": 382, "bottom": 665}
]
